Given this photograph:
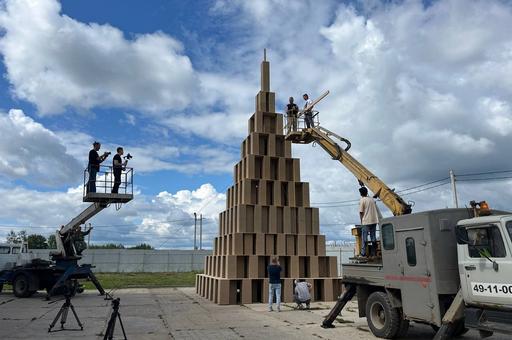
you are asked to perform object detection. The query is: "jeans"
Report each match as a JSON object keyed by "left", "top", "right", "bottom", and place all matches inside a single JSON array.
[
  {"left": 361, "top": 224, "right": 377, "bottom": 256},
  {"left": 305, "top": 113, "right": 314, "bottom": 128},
  {"left": 87, "top": 165, "right": 97, "bottom": 193},
  {"left": 268, "top": 283, "right": 281, "bottom": 309}
]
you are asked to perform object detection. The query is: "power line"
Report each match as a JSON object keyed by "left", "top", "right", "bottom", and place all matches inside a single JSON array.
[
  {"left": 399, "top": 181, "right": 450, "bottom": 196},
  {"left": 395, "top": 177, "right": 449, "bottom": 193},
  {"left": 457, "top": 169, "right": 512, "bottom": 177},
  {"left": 457, "top": 176, "right": 512, "bottom": 182}
]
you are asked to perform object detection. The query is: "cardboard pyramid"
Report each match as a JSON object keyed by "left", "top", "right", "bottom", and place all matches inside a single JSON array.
[{"left": 196, "top": 56, "right": 342, "bottom": 304}]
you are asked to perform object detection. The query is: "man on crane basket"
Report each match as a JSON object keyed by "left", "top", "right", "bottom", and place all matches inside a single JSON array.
[
  {"left": 285, "top": 97, "right": 299, "bottom": 133},
  {"left": 358, "top": 186, "right": 381, "bottom": 258},
  {"left": 302, "top": 93, "right": 314, "bottom": 128}
]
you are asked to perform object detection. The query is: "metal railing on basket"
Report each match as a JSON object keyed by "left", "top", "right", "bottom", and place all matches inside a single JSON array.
[
  {"left": 83, "top": 164, "right": 133, "bottom": 197},
  {"left": 284, "top": 110, "right": 321, "bottom": 134}
]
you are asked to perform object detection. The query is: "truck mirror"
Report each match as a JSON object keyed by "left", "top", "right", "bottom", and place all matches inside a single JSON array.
[{"left": 493, "top": 261, "right": 499, "bottom": 272}]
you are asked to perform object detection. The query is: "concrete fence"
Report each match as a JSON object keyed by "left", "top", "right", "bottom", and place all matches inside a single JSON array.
[
  {"left": 29, "top": 249, "right": 211, "bottom": 273},
  {"left": 27, "top": 246, "right": 354, "bottom": 274}
]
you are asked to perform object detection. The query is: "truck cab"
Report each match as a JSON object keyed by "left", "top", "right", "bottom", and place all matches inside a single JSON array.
[
  {"left": 0, "top": 242, "right": 30, "bottom": 271},
  {"left": 456, "top": 215, "right": 512, "bottom": 334}
]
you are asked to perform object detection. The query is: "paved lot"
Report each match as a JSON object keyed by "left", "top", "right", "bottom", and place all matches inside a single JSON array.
[{"left": 0, "top": 288, "right": 507, "bottom": 339}]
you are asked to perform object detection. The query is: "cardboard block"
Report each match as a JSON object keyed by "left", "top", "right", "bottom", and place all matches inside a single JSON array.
[
  {"left": 312, "top": 208, "right": 320, "bottom": 235},
  {"left": 244, "top": 234, "right": 254, "bottom": 255},
  {"left": 283, "top": 278, "right": 295, "bottom": 303},
  {"left": 265, "top": 234, "right": 275, "bottom": 254},
  {"left": 317, "top": 235, "right": 326, "bottom": 256},
  {"left": 241, "top": 279, "right": 252, "bottom": 304},
  {"left": 297, "top": 208, "right": 306, "bottom": 234},
  {"left": 255, "top": 234, "right": 265, "bottom": 255},
  {"left": 283, "top": 207, "right": 292, "bottom": 233},
  {"left": 286, "top": 235, "right": 296, "bottom": 255},
  {"left": 233, "top": 233, "right": 244, "bottom": 255},
  {"left": 306, "top": 235, "right": 315, "bottom": 255},
  {"left": 309, "top": 257, "right": 320, "bottom": 277},
  {"left": 268, "top": 206, "right": 277, "bottom": 233},
  {"left": 276, "top": 234, "right": 286, "bottom": 255},
  {"left": 225, "top": 255, "right": 237, "bottom": 278},
  {"left": 248, "top": 256, "right": 259, "bottom": 278},
  {"left": 254, "top": 205, "right": 263, "bottom": 233},
  {"left": 297, "top": 235, "right": 307, "bottom": 256},
  {"left": 328, "top": 256, "right": 338, "bottom": 277},
  {"left": 302, "top": 182, "right": 310, "bottom": 207},
  {"left": 289, "top": 256, "right": 300, "bottom": 278}
]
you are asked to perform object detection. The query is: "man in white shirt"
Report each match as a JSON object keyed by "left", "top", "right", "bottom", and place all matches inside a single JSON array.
[
  {"left": 302, "top": 93, "right": 314, "bottom": 128},
  {"left": 359, "top": 187, "right": 380, "bottom": 257},
  {"left": 294, "top": 279, "right": 312, "bottom": 309}
]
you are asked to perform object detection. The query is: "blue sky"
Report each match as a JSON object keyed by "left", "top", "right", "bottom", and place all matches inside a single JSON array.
[{"left": 1, "top": 0, "right": 512, "bottom": 248}]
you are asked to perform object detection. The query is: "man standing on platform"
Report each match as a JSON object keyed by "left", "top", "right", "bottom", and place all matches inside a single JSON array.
[
  {"left": 267, "top": 257, "right": 282, "bottom": 312},
  {"left": 112, "top": 147, "right": 127, "bottom": 194},
  {"left": 359, "top": 187, "right": 380, "bottom": 258},
  {"left": 302, "top": 93, "right": 314, "bottom": 128},
  {"left": 87, "top": 142, "right": 110, "bottom": 193},
  {"left": 285, "top": 97, "right": 299, "bottom": 133}
]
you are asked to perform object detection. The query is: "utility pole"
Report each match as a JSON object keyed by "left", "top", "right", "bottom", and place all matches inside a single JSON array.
[
  {"left": 199, "top": 214, "right": 203, "bottom": 250},
  {"left": 193, "top": 212, "right": 197, "bottom": 250},
  {"left": 449, "top": 169, "right": 459, "bottom": 208}
]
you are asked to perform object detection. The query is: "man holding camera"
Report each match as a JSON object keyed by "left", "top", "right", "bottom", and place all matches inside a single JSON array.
[
  {"left": 112, "top": 147, "right": 128, "bottom": 194},
  {"left": 87, "top": 141, "right": 110, "bottom": 193}
]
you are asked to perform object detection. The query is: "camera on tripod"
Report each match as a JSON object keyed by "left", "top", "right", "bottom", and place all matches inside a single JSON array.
[{"left": 124, "top": 153, "right": 132, "bottom": 160}]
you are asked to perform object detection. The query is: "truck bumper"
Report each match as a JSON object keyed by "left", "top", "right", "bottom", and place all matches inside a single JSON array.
[{"left": 465, "top": 307, "right": 512, "bottom": 335}]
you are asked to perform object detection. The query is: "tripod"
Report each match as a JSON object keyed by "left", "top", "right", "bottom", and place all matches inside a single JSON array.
[
  {"left": 104, "top": 298, "right": 127, "bottom": 340},
  {"left": 48, "top": 294, "right": 84, "bottom": 332}
]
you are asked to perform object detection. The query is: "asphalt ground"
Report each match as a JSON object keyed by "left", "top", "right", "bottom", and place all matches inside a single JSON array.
[{"left": 0, "top": 287, "right": 508, "bottom": 339}]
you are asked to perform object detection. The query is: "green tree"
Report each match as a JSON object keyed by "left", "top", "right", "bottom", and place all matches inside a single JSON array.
[
  {"left": 47, "top": 234, "right": 57, "bottom": 249},
  {"left": 27, "top": 234, "right": 48, "bottom": 249},
  {"left": 89, "top": 243, "right": 125, "bottom": 249},
  {"left": 129, "top": 243, "right": 154, "bottom": 250},
  {"left": 6, "top": 230, "right": 27, "bottom": 243}
]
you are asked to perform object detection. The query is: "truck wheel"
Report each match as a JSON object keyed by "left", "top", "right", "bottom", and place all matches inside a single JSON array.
[
  {"left": 366, "top": 292, "right": 400, "bottom": 338},
  {"left": 13, "top": 273, "right": 31, "bottom": 298}
]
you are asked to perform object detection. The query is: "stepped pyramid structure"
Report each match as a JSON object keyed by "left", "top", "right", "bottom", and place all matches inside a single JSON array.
[{"left": 196, "top": 55, "right": 342, "bottom": 305}]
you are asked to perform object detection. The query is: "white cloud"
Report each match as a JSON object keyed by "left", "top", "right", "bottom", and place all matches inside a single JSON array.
[
  {"left": 0, "top": 109, "right": 82, "bottom": 186},
  {"left": 0, "top": 0, "right": 198, "bottom": 115},
  {"left": 0, "top": 183, "right": 226, "bottom": 249}
]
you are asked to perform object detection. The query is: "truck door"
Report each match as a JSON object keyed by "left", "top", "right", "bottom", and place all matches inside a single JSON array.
[
  {"left": 459, "top": 221, "right": 512, "bottom": 306},
  {"left": 398, "top": 228, "right": 434, "bottom": 322}
]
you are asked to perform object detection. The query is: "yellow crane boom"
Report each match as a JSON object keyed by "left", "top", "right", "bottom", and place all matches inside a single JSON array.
[{"left": 287, "top": 126, "right": 412, "bottom": 216}]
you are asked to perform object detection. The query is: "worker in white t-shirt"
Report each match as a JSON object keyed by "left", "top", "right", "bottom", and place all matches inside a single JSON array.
[{"left": 359, "top": 187, "right": 380, "bottom": 257}]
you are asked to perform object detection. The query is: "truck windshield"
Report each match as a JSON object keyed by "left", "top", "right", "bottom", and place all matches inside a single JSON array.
[
  {"left": 507, "top": 221, "right": 512, "bottom": 243},
  {"left": 0, "top": 246, "right": 10, "bottom": 254},
  {"left": 11, "top": 247, "right": 20, "bottom": 254}
]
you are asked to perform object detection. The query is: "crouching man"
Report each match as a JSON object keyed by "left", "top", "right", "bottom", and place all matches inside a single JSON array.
[{"left": 294, "top": 279, "right": 312, "bottom": 309}]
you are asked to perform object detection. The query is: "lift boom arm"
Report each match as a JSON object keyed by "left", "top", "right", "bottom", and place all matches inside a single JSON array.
[
  {"left": 61, "top": 202, "right": 107, "bottom": 234},
  {"left": 304, "top": 127, "right": 411, "bottom": 216}
]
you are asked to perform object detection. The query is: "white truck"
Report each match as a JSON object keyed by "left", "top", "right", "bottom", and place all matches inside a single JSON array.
[{"left": 285, "top": 117, "right": 512, "bottom": 338}]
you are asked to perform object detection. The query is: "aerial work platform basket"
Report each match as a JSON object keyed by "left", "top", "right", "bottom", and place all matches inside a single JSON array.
[{"left": 82, "top": 165, "right": 133, "bottom": 204}]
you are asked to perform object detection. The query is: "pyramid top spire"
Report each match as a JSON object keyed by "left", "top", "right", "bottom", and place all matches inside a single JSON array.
[{"left": 260, "top": 48, "right": 270, "bottom": 92}]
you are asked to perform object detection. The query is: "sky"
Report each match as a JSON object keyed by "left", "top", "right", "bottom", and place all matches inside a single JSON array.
[{"left": 0, "top": 0, "right": 511, "bottom": 248}]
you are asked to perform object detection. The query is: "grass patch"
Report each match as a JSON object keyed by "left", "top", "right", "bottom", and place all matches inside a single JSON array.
[{"left": 83, "top": 271, "right": 201, "bottom": 290}]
